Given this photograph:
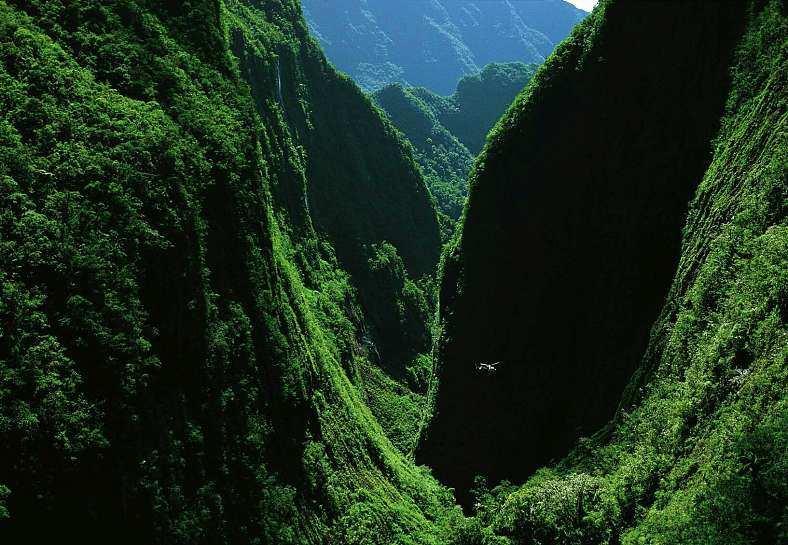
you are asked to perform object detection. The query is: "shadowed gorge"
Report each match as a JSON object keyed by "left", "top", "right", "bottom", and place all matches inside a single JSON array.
[
  {"left": 421, "top": 0, "right": 751, "bottom": 502},
  {"left": 435, "top": 2, "right": 786, "bottom": 541}
]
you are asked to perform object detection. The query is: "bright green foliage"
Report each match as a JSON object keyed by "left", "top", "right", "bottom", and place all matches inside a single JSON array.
[
  {"left": 0, "top": 0, "right": 451, "bottom": 542},
  {"left": 357, "top": 360, "right": 427, "bottom": 456},
  {"left": 497, "top": 471, "right": 606, "bottom": 544},
  {"left": 444, "top": 1, "right": 787, "bottom": 543},
  {"left": 349, "top": 242, "right": 435, "bottom": 453}
]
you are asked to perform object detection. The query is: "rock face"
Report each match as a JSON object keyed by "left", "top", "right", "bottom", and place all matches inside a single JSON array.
[
  {"left": 421, "top": 0, "right": 750, "bottom": 502},
  {"left": 302, "top": 0, "right": 585, "bottom": 94}
]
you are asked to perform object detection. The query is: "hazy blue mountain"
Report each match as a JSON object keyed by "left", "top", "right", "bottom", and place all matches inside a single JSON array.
[{"left": 302, "top": 0, "right": 586, "bottom": 94}]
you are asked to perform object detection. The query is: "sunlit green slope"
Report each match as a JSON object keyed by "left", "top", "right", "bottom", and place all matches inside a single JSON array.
[{"left": 0, "top": 1, "right": 452, "bottom": 543}]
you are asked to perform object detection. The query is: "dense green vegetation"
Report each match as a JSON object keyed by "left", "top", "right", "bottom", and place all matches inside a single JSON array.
[
  {"left": 423, "top": 0, "right": 752, "bottom": 498},
  {"left": 1, "top": 0, "right": 785, "bottom": 543},
  {"left": 0, "top": 0, "right": 452, "bottom": 542},
  {"left": 302, "top": 0, "right": 584, "bottom": 94},
  {"left": 415, "top": 62, "right": 541, "bottom": 156},
  {"left": 430, "top": 0, "right": 787, "bottom": 542},
  {"left": 373, "top": 84, "right": 472, "bottom": 232},
  {"left": 373, "top": 63, "right": 537, "bottom": 231}
]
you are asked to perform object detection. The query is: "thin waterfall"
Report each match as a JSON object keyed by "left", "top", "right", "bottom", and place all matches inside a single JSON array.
[{"left": 276, "top": 58, "right": 284, "bottom": 106}]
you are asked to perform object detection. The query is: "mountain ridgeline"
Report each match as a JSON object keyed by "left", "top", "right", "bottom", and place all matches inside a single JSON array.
[
  {"left": 0, "top": 0, "right": 449, "bottom": 543},
  {"left": 373, "top": 62, "right": 538, "bottom": 228},
  {"left": 302, "top": 0, "right": 585, "bottom": 94},
  {"left": 425, "top": 0, "right": 787, "bottom": 542}
]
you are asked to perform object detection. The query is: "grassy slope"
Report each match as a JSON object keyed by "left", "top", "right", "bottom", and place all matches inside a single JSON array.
[
  {"left": 0, "top": 1, "right": 453, "bottom": 543},
  {"left": 444, "top": 1, "right": 787, "bottom": 543}
]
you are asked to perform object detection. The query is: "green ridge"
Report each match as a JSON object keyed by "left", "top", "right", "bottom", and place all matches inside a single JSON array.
[{"left": 0, "top": 1, "right": 452, "bottom": 542}]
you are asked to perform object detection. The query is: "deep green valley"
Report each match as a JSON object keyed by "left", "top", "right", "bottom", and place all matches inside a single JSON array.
[{"left": 0, "top": 1, "right": 785, "bottom": 545}]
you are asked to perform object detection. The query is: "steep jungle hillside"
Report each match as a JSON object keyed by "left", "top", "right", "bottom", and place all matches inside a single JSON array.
[
  {"left": 373, "top": 63, "right": 537, "bottom": 230},
  {"left": 0, "top": 0, "right": 450, "bottom": 543},
  {"left": 2, "top": 0, "right": 785, "bottom": 544},
  {"left": 422, "top": 0, "right": 766, "bottom": 504},
  {"left": 440, "top": 1, "right": 787, "bottom": 542},
  {"left": 374, "top": 83, "right": 473, "bottom": 231},
  {"left": 302, "top": 0, "right": 585, "bottom": 94}
]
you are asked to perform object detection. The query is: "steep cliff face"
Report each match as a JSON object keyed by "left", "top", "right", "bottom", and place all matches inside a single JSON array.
[
  {"left": 446, "top": 3, "right": 787, "bottom": 542},
  {"left": 0, "top": 1, "right": 447, "bottom": 543},
  {"left": 230, "top": 0, "right": 441, "bottom": 381},
  {"left": 302, "top": 0, "right": 584, "bottom": 94},
  {"left": 422, "top": 0, "right": 751, "bottom": 501}
]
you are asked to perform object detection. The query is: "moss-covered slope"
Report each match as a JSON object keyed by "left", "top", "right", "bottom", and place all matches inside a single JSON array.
[
  {"left": 423, "top": 0, "right": 755, "bottom": 502},
  {"left": 0, "top": 1, "right": 448, "bottom": 543}
]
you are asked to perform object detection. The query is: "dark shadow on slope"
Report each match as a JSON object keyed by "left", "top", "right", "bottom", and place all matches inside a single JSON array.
[{"left": 421, "top": 0, "right": 749, "bottom": 506}]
